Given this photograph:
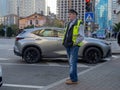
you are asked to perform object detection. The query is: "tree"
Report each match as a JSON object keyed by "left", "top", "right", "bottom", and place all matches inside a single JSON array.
[
  {"left": 113, "top": 22, "right": 120, "bottom": 33},
  {"left": 24, "top": 25, "right": 34, "bottom": 29},
  {"left": 0, "top": 24, "right": 5, "bottom": 36},
  {"left": 7, "top": 27, "right": 13, "bottom": 37},
  {"left": 44, "top": 17, "right": 64, "bottom": 27},
  {"left": 11, "top": 24, "right": 19, "bottom": 36}
]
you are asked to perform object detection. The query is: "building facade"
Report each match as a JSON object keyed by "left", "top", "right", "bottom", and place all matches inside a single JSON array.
[
  {"left": 18, "top": 0, "right": 46, "bottom": 17},
  {"left": 57, "top": 0, "right": 85, "bottom": 22},
  {"left": 112, "top": 0, "right": 118, "bottom": 25},
  {"left": 0, "top": 17, "right": 4, "bottom": 25},
  {"left": 5, "top": 0, "right": 46, "bottom": 17},
  {"left": 4, "top": 14, "right": 18, "bottom": 26},
  {"left": 116, "top": 0, "right": 120, "bottom": 23},
  {"left": 19, "top": 13, "right": 46, "bottom": 29},
  {"left": 0, "top": 0, "right": 7, "bottom": 16},
  {"left": 7, "top": 0, "right": 18, "bottom": 15}
]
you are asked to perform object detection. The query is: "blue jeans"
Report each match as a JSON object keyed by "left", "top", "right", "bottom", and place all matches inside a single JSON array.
[{"left": 66, "top": 46, "right": 79, "bottom": 82}]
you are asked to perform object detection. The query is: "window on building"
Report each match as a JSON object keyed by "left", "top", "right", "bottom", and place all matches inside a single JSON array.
[
  {"left": 35, "top": 20, "right": 39, "bottom": 25},
  {"left": 30, "top": 20, "right": 32, "bottom": 25}
]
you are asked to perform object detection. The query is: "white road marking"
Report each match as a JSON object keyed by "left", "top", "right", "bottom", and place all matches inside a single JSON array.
[
  {"left": 3, "top": 84, "right": 44, "bottom": 89},
  {"left": 0, "top": 55, "right": 118, "bottom": 67},
  {"left": 8, "top": 49, "right": 13, "bottom": 51},
  {"left": 0, "top": 62, "right": 90, "bottom": 68},
  {"left": 112, "top": 55, "right": 119, "bottom": 58},
  {"left": 46, "top": 62, "right": 61, "bottom": 66},
  {"left": 0, "top": 58, "right": 9, "bottom": 60},
  {"left": 77, "top": 63, "right": 90, "bottom": 67}
]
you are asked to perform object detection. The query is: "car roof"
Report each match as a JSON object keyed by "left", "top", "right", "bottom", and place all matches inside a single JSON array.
[{"left": 23, "top": 27, "right": 64, "bottom": 32}]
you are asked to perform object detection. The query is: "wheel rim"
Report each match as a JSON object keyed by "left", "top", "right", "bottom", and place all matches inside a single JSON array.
[
  {"left": 86, "top": 49, "right": 101, "bottom": 64},
  {"left": 24, "top": 49, "right": 40, "bottom": 63}
]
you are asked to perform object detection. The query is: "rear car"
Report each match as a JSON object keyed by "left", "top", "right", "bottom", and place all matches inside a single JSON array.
[
  {"left": 14, "top": 27, "right": 111, "bottom": 64},
  {"left": 92, "top": 29, "right": 106, "bottom": 39}
]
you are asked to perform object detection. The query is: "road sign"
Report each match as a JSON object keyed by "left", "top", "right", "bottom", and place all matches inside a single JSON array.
[{"left": 85, "top": 12, "right": 94, "bottom": 22}]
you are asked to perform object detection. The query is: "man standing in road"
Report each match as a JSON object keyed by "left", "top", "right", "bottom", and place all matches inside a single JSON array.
[{"left": 63, "top": 9, "right": 84, "bottom": 85}]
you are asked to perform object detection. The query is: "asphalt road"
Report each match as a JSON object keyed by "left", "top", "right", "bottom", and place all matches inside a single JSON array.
[{"left": 0, "top": 38, "right": 117, "bottom": 90}]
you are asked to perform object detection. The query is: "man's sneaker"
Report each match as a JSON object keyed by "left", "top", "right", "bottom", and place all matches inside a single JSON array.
[{"left": 65, "top": 79, "right": 78, "bottom": 85}]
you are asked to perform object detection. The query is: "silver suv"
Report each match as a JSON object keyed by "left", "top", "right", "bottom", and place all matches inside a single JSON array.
[{"left": 14, "top": 27, "right": 111, "bottom": 64}]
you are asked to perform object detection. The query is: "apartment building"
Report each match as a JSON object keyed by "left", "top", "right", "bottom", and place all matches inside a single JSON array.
[
  {"left": 57, "top": 0, "right": 85, "bottom": 22},
  {"left": 0, "top": 17, "right": 4, "bottom": 25},
  {"left": 4, "top": 14, "right": 18, "bottom": 26},
  {"left": 7, "top": 0, "right": 18, "bottom": 15},
  {"left": 0, "top": 0, "right": 7, "bottom": 16},
  {"left": 112, "top": 0, "right": 118, "bottom": 25},
  {"left": 18, "top": 0, "right": 46, "bottom": 17},
  {"left": 116, "top": 0, "right": 120, "bottom": 23},
  {"left": 6, "top": 0, "right": 46, "bottom": 17}
]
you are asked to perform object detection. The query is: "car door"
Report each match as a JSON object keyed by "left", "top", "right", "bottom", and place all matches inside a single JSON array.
[
  {"left": 53, "top": 29, "right": 67, "bottom": 57},
  {"left": 34, "top": 28, "right": 63, "bottom": 57}
]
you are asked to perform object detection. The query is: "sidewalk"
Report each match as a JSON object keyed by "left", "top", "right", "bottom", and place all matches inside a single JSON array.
[
  {"left": 46, "top": 58, "right": 120, "bottom": 90},
  {"left": 43, "top": 40, "right": 120, "bottom": 90}
]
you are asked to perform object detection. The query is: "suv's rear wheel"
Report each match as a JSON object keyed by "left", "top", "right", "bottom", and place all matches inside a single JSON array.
[
  {"left": 23, "top": 47, "right": 41, "bottom": 63},
  {"left": 83, "top": 47, "right": 102, "bottom": 64}
]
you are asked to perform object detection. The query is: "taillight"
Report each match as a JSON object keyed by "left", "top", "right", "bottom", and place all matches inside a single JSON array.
[{"left": 16, "top": 37, "right": 24, "bottom": 41}]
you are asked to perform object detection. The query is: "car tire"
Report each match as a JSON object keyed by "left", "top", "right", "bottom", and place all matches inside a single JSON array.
[
  {"left": 23, "top": 47, "right": 41, "bottom": 63},
  {"left": 0, "top": 77, "right": 2, "bottom": 87},
  {"left": 83, "top": 47, "right": 102, "bottom": 64}
]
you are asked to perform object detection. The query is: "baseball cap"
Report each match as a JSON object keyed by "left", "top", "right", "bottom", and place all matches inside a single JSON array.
[{"left": 68, "top": 9, "right": 78, "bottom": 15}]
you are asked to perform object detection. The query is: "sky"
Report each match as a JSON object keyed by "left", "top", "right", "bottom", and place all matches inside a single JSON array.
[{"left": 47, "top": 0, "right": 57, "bottom": 14}]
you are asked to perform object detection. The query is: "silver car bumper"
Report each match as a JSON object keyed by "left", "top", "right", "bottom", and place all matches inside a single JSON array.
[{"left": 14, "top": 46, "right": 22, "bottom": 56}]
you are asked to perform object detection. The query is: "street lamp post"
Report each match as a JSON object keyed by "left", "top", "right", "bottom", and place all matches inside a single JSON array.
[{"left": 17, "top": 6, "right": 19, "bottom": 29}]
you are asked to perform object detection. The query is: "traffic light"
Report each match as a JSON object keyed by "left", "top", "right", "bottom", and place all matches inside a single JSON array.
[{"left": 85, "top": 0, "right": 91, "bottom": 12}]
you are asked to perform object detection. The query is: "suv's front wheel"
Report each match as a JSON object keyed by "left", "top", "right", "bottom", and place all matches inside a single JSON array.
[
  {"left": 23, "top": 47, "right": 41, "bottom": 63},
  {"left": 83, "top": 47, "right": 102, "bottom": 64}
]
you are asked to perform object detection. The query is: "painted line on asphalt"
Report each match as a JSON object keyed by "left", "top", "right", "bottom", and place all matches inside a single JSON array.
[
  {"left": 77, "top": 63, "right": 90, "bottom": 67},
  {"left": 0, "top": 62, "right": 90, "bottom": 68},
  {"left": 0, "top": 48, "right": 13, "bottom": 50},
  {"left": 0, "top": 58, "right": 9, "bottom": 60},
  {"left": 46, "top": 62, "right": 61, "bottom": 66},
  {"left": 112, "top": 55, "right": 119, "bottom": 58},
  {"left": 3, "top": 83, "right": 44, "bottom": 89},
  {"left": 8, "top": 49, "right": 13, "bottom": 51}
]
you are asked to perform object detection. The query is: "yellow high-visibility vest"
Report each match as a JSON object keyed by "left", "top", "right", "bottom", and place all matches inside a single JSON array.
[{"left": 63, "top": 20, "right": 84, "bottom": 46}]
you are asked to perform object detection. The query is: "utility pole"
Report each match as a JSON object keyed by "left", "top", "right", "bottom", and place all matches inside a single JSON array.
[
  {"left": 85, "top": 0, "right": 92, "bottom": 36},
  {"left": 17, "top": 6, "right": 19, "bottom": 29},
  {"left": 91, "top": 0, "right": 95, "bottom": 31}
]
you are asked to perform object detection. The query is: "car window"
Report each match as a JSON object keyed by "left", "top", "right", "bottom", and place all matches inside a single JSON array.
[
  {"left": 32, "top": 29, "right": 64, "bottom": 37},
  {"left": 32, "top": 30, "right": 40, "bottom": 35},
  {"left": 57, "top": 30, "right": 64, "bottom": 38},
  {"left": 42, "top": 29, "right": 54, "bottom": 37}
]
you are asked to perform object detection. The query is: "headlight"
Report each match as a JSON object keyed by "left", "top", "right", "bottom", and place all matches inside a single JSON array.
[{"left": 101, "top": 41, "right": 111, "bottom": 45}]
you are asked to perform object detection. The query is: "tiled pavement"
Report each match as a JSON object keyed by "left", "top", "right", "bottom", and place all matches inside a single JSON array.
[{"left": 42, "top": 39, "right": 120, "bottom": 90}]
